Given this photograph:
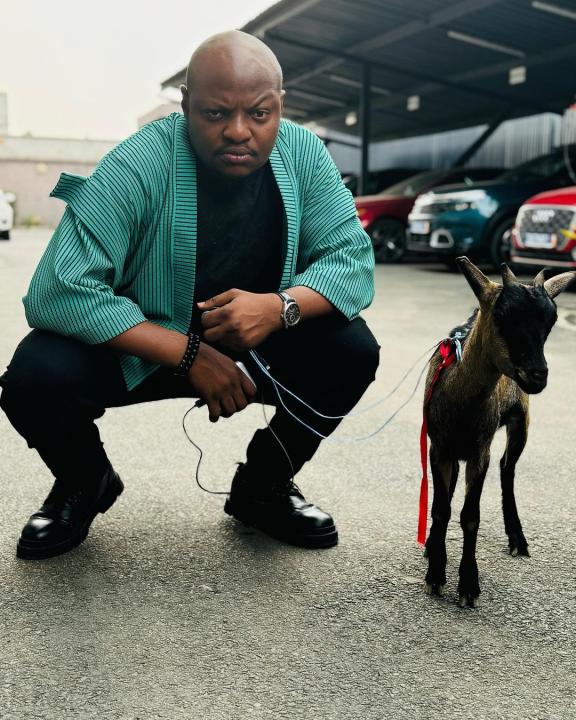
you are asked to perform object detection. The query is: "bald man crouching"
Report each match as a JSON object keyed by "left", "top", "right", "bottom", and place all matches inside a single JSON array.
[{"left": 0, "top": 31, "right": 379, "bottom": 559}]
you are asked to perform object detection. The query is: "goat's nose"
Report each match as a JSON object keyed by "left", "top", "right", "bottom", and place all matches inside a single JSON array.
[{"left": 529, "top": 368, "right": 548, "bottom": 384}]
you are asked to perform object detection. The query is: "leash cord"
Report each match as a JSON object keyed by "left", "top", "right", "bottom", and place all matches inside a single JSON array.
[
  {"left": 248, "top": 343, "right": 438, "bottom": 421},
  {"left": 182, "top": 340, "right": 441, "bottom": 494}
]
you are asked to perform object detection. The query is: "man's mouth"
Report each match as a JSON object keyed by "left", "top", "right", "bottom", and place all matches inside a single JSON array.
[{"left": 218, "top": 148, "right": 255, "bottom": 163}]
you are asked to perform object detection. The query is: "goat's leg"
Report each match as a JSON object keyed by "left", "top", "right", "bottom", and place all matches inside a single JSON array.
[
  {"left": 500, "top": 412, "right": 529, "bottom": 557},
  {"left": 448, "top": 460, "right": 459, "bottom": 501},
  {"left": 458, "top": 453, "right": 490, "bottom": 608},
  {"left": 425, "top": 446, "right": 453, "bottom": 596}
]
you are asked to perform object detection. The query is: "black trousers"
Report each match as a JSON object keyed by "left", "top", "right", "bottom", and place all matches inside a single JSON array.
[{"left": 0, "top": 316, "right": 380, "bottom": 486}]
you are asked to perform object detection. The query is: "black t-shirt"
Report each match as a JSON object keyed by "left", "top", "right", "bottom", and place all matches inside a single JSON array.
[{"left": 190, "top": 160, "right": 284, "bottom": 333}]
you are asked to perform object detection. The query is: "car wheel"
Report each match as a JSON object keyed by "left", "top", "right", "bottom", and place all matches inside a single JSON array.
[
  {"left": 370, "top": 218, "right": 406, "bottom": 263},
  {"left": 489, "top": 219, "right": 514, "bottom": 270},
  {"left": 0, "top": 230, "right": 10, "bottom": 240}
]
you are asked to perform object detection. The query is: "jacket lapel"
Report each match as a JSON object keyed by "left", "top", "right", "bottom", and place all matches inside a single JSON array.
[
  {"left": 173, "top": 116, "right": 197, "bottom": 333},
  {"left": 269, "top": 137, "right": 300, "bottom": 290}
]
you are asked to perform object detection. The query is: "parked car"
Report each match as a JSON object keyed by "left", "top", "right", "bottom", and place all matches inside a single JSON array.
[
  {"left": 0, "top": 191, "right": 15, "bottom": 240},
  {"left": 407, "top": 145, "right": 576, "bottom": 270},
  {"left": 511, "top": 186, "right": 576, "bottom": 270},
  {"left": 343, "top": 168, "right": 425, "bottom": 197},
  {"left": 355, "top": 168, "right": 503, "bottom": 262}
]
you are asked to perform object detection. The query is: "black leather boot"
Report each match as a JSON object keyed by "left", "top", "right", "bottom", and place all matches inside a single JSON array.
[
  {"left": 224, "top": 463, "right": 338, "bottom": 548},
  {"left": 17, "top": 466, "right": 124, "bottom": 560}
]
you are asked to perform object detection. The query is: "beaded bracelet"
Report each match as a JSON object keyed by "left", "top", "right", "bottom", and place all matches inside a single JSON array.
[{"left": 173, "top": 333, "right": 201, "bottom": 377}]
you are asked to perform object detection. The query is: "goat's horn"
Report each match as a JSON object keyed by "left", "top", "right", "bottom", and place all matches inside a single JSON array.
[
  {"left": 500, "top": 263, "right": 517, "bottom": 286},
  {"left": 533, "top": 268, "right": 546, "bottom": 287}
]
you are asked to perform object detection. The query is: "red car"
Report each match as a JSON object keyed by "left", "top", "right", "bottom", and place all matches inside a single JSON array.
[
  {"left": 355, "top": 168, "right": 503, "bottom": 263},
  {"left": 512, "top": 187, "right": 576, "bottom": 269}
]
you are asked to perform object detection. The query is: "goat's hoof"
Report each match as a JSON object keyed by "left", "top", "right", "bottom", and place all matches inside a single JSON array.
[
  {"left": 458, "top": 594, "right": 480, "bottom": 609},
  {"left": 509, "top": 544, "right": 530, "bottom": 558},
  {"left": 425, "top": 582, "right": 445, "bottom": 597}
]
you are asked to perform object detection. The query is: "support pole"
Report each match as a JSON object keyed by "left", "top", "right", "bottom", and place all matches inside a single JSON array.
[
  {"left": 359, "top": 62, "right": 372, "bottom": 196},
  {"left": 452, "top": 110, "right": 510, "bottom": 166}
]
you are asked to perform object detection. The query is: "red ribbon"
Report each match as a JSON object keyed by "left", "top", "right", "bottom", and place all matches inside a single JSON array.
[{"left": 418, "top": 340, "right": 457, "bottom": 546}]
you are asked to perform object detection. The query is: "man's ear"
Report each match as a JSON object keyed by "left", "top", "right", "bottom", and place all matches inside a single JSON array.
[
  {"left": 180, "top": 84, "right": 189, "bottom": 117},
  {"left": 279, "top": 89, "right": 285, "bottom": 115}
]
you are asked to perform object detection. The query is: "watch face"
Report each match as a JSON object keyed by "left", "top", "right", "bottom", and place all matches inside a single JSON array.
[{"left": 285, "top": 302, "right": 301, "bottom": 326}]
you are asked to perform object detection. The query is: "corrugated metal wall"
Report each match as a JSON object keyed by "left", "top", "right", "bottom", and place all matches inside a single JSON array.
[{"left": 326, "top": 110, "right": 576, "bottom": 174}]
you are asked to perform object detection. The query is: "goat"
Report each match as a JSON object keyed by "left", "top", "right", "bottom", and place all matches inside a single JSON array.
[{"left": 423, "top": 256, "right": 575, "bottom": 607}]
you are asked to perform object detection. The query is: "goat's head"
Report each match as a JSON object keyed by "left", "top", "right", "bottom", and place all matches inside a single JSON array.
[{"left": 456, "top": 256, "right": 576, "bottom": 394}]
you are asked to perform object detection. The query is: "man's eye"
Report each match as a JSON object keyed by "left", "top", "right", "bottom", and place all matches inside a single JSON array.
[
  {"left": 252, "top": 110, "right": 268, "bottom": 119},
  {"left": 205, "top": 111, "right": 223, "bottom": 120}
]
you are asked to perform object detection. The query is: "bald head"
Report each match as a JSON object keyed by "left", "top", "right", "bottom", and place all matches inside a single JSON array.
[
  {"left": 185, "top": 30, "right": 283, "bottom": 93},
  {"left": 180, "top": 30, "right": 284, "bottom": 178}
]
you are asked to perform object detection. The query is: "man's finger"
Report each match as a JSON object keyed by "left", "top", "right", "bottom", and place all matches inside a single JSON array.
[
  {"left": 220, "top": 395, "right": 238, "bottom": 418},
  {"left": 203, "top": 326, "right": 226, "bottom": 344},
  {"left": 240, "top": 370, "right": 258, "bottom": 400},
  {"left": 198, "top": 289, "right": 240, "bottom": 309},
  {"left": 200, "top": 307, "right": 226, "bottom": 329},
  {"left": 207, "top": 398, "right": 222, "bottom": 423}
]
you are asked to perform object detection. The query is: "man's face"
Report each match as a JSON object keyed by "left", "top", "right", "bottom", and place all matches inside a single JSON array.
[{"left": 181, "top": 60, "right": 284, "bottom": 178}]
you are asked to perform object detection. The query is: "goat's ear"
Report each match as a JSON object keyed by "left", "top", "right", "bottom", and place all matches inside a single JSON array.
[
  {"left": 533, "top": 268, "right": 547, "bottom": 288},
  {"left": 543, "top": 271, "right": 576, "bottom": 299},
  {"left": 456, "top": 256, "right": 498, "bottom": 303},
  {"left": 501, "top": 263, "right": 517, "bottom": 287}
]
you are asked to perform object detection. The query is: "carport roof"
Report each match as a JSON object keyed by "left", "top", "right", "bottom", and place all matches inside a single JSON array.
[{"left": 161, "top": 0, "right": 576, "bottom": 141}]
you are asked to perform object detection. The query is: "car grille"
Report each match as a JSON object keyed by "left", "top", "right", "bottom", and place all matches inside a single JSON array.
[
  {"left": 517, "top": 206, "right": 575, "bottom": 247},
  {"left": 407, "top": 234, "right": 431, "bottom": 251}
]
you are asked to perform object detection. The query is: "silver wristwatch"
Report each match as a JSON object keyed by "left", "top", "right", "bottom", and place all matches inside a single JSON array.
[{"left": 276, "top": 291, "right": 301, "bottom": 329}]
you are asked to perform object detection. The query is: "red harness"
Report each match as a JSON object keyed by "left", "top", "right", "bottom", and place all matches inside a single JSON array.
[{"left": 418, "top": 339, "right": 458, "bottom": 546}]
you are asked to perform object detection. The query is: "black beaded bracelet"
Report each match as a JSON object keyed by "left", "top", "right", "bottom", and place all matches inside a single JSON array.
[{"left": 173, "top": 333, "right": 201, "bottom": 377}]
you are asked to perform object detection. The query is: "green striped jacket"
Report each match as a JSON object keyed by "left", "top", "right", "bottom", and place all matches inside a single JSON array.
[{"left": 24, "top": 113, "right": 375, "bottom": 390}]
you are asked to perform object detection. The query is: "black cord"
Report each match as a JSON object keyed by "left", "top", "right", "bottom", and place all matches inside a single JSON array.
[{"left": 182, "top": 404, "right": 229, "bottom": 495}]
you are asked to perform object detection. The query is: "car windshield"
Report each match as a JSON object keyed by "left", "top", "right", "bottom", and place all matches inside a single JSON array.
[
  {"left": 381, "top": 170, "right": 450, "bottom": 197},
  {"left": 498, "top": 146, "right": 576, "bottom": 183}
]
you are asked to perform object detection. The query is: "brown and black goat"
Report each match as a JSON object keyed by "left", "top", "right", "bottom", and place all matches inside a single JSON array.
[{"left": 424, "top": 256, "right": 575, "bottom": 607}]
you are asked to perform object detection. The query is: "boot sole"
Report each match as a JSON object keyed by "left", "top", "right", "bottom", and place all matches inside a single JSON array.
[
  {"left": 224, "top": 499, "right": 338, "bottom": 549},
  {"left": 16, "top": 475, "right": 124, "bottom": 560}
]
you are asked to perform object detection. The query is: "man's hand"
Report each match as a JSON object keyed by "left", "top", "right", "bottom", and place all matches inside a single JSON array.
[
  {"left": 198, "top": 289, "right": 283, "bottom": 351},
  {"left": 188, "top": 342, "right": 257, "bottom": 422}
]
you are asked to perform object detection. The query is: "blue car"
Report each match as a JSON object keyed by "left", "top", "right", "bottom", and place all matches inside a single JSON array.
[{"left": 407, "top": 145, "right": 576, "bottom": 270}]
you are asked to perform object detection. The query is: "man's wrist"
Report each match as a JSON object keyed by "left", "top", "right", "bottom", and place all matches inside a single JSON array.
[{"left": 269, "top": 292, "right": 285, "bottom": 331}]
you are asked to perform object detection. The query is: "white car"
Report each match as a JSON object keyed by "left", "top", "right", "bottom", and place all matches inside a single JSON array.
[{"left": 0, "top": 191, "right": 15, "bottom": 240}]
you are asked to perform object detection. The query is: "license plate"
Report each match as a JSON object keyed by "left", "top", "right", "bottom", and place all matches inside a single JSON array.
[
  {"left": 524, "top": 232, "right": 555, "bottom": 249},
  {"left": 410, "top": 220, "right": 430, "bottom": 235}
]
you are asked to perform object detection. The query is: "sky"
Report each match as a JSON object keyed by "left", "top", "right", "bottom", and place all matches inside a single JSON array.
[{"left": 0, "top": 0, "right": 276, "bottom": 140}]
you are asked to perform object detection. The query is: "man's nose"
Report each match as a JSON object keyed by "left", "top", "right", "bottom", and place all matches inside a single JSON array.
[{"left": 223, "top": 115, "right": 251, "bottom": 143}]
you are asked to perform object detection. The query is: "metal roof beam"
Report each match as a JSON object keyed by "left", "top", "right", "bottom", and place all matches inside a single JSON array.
[
  {"left": 280, "top": 0, "right": 508, "bottom": 86},
  {"left": 243, "top": 0, "right": 325, "bottom": 37},
  {"left": 159, "top": 0, "right": 327, "bottom": 90},
  {"left": 275, "top": 33, "right": 566, "bottom": 119},
  {"left": 451, "top": 110, "right": 511, "bottom": 166}
]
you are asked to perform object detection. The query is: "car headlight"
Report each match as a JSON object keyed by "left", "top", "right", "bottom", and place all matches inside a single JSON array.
[
  {"left": 446, "top": 190, "right": 497, "bottom": 217},
  {"left": 413, "top": 192, "right": 435, "bottom": 211}
]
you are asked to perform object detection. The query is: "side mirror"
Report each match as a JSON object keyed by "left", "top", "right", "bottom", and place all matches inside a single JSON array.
[{"left": 3, "top": 192, "right": 16, "bottom": 203}]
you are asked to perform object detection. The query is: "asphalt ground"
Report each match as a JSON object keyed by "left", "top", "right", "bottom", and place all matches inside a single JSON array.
[{"left": 1, "top": 229, "right": 575, "bottom": 720}]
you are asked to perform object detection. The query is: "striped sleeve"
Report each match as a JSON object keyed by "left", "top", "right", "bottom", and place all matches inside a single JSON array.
[
  {"left": 293, "top": 136, "right": 375, "bottom": 319},
  {"left": 23, "top": 206, "right": 147, "bottom": 343}
]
